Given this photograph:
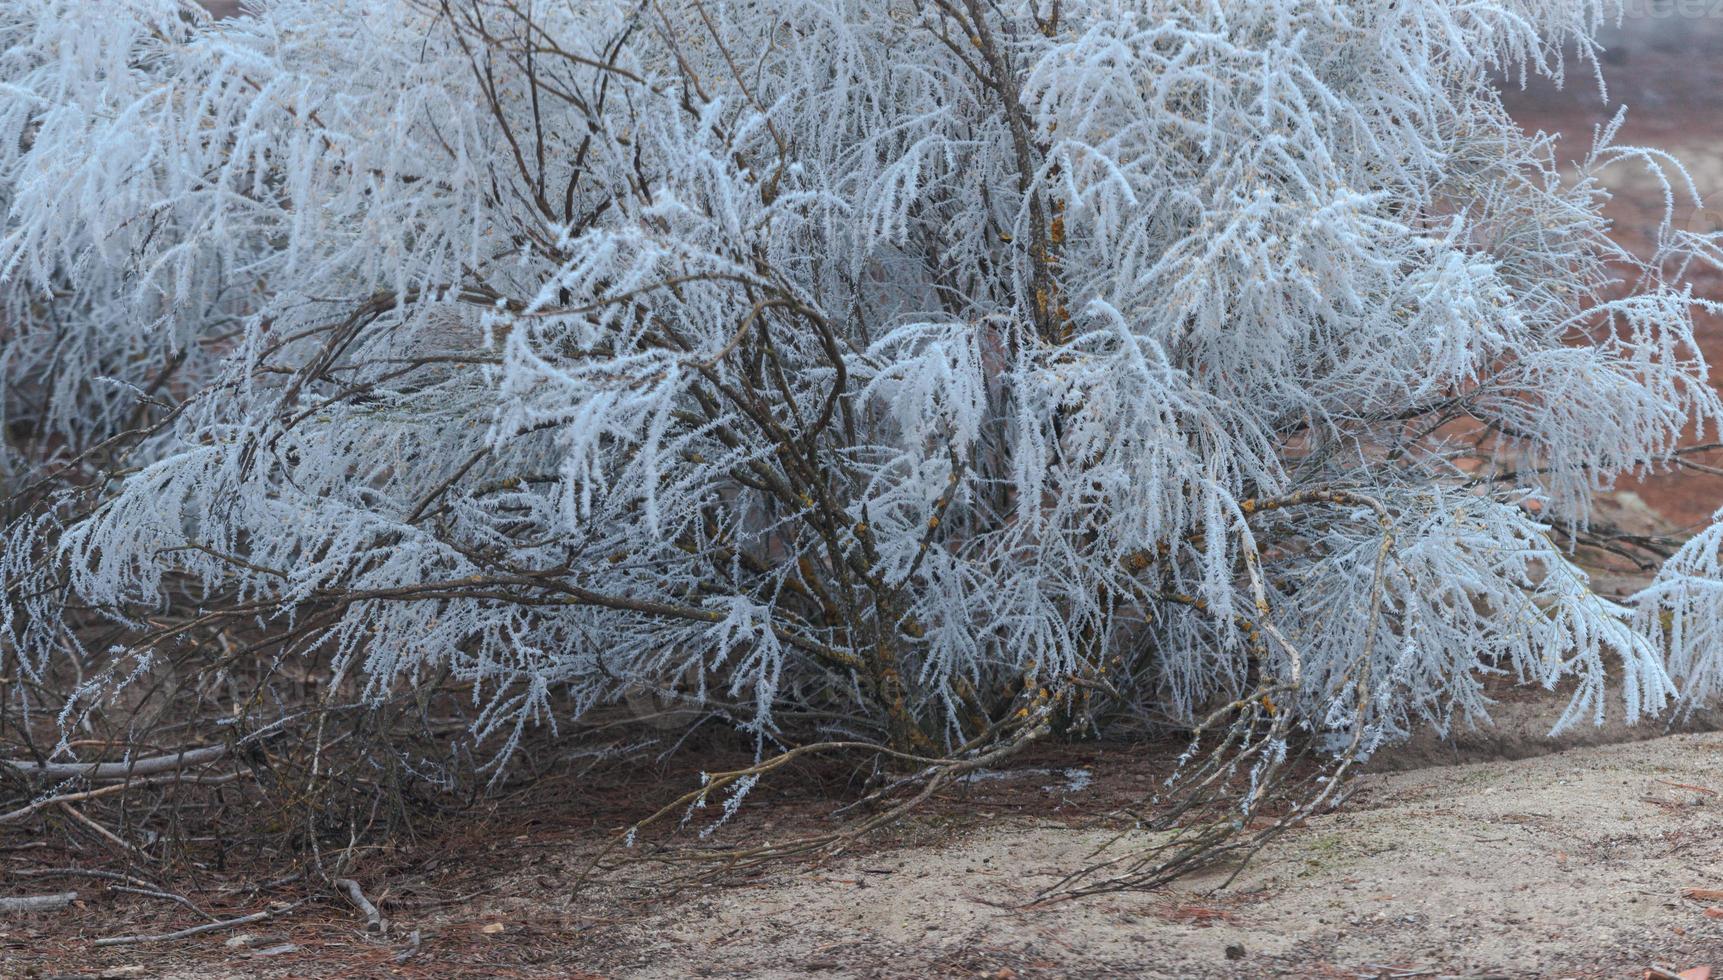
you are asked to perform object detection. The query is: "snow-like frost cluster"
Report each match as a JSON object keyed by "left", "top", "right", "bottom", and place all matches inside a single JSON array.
[{"left": 3, "top": 0, "right": 1723, "bottom": 770}]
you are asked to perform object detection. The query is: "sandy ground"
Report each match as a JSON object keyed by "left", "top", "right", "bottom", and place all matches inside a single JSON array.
[
  {"left": 574, "top": 732, "right": 1722, "bottom": 979},
  {"left": 5, "top": 725, "right": 1720, "bottom": 979}
]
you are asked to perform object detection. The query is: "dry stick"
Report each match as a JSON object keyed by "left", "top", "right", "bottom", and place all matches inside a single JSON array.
[
  {"left": 575, "top": 737, "right": 954, "bottom": 893},
  {"left": 571, "top": 725, "right": 1030, "bottom": 898},
  {"left": 0, "top": 745, "right": 228, "bottom": 781},
  {"left": 1038, "top": 489, "right": 1396, "bottom": 901},
  {"left": 1035, "top": 696, "right": 1292, "bottom": 901},
  {"left": 17, "top": 867, "right": 155, "bottom": 884},
  {"left": 1213, "top": 492, "right": 1398, "bottom": 891},
  {"left": 616, "top": 711, "right": 1055, "bottom": 889},
  {"left": 58, "top": 803, "right": 152, "bottom": 863},
  {"left": 709, "top": 719, "right": 1053, "bottom": 871},
  {"left": 0, "top": 771, "right": 243, "bottom": 825},
  {"left": 334, "top": 878, "right": 384, "bottom": 932},
  {"left": 110, "top": 885, "right": 219, "bottom": 922},
  {"left": 0, "top": 892, "right": 76, "bottom": 913},
  {"left": 92, "top": 900, "right": 305, "bottom": 947},
  {"left": 16, "top": 867, "right": 161, "bottom": 890}
]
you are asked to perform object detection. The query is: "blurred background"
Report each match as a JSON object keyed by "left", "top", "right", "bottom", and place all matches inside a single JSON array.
[{"left": 1500, "top": 3, "right": 1723, "bottom": 542}]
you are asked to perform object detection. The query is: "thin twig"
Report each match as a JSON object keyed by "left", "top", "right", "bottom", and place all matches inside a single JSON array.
[
  {"left": 110, "top": 885, "right": 218, "bottom": 921},
  {"left": 92, "top": 900, "right": 304, "bottom": 947},
  {"left": 0, "top": 771, "right": 243, "bottom": 824},
  {"left": 16, "top": 868, "right": 157, "bottom": 888},
  {"left": 58, "top": 803, "right": 153, "bottom": 863}
]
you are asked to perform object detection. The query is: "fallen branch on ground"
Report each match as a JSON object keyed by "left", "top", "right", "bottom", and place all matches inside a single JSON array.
[
  {"left": 92, "top": 900, "right": 305, "bottom": 947},
  {"left": 110, "top": 885, "right": 218, "bottom": 921},
  {"left": 0, "top": 892, "right": 76, "bottom": 913},
  {"left": 577, "top": 704, "right": 1055, "bottom": 896},
  {"left": 335, "top": 877, "right": 385, "bottom": 932}
]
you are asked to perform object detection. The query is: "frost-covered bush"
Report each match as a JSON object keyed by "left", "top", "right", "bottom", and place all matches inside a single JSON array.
[{"left": 4, "top": 0, "right": 1723, "bottom": 867}]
